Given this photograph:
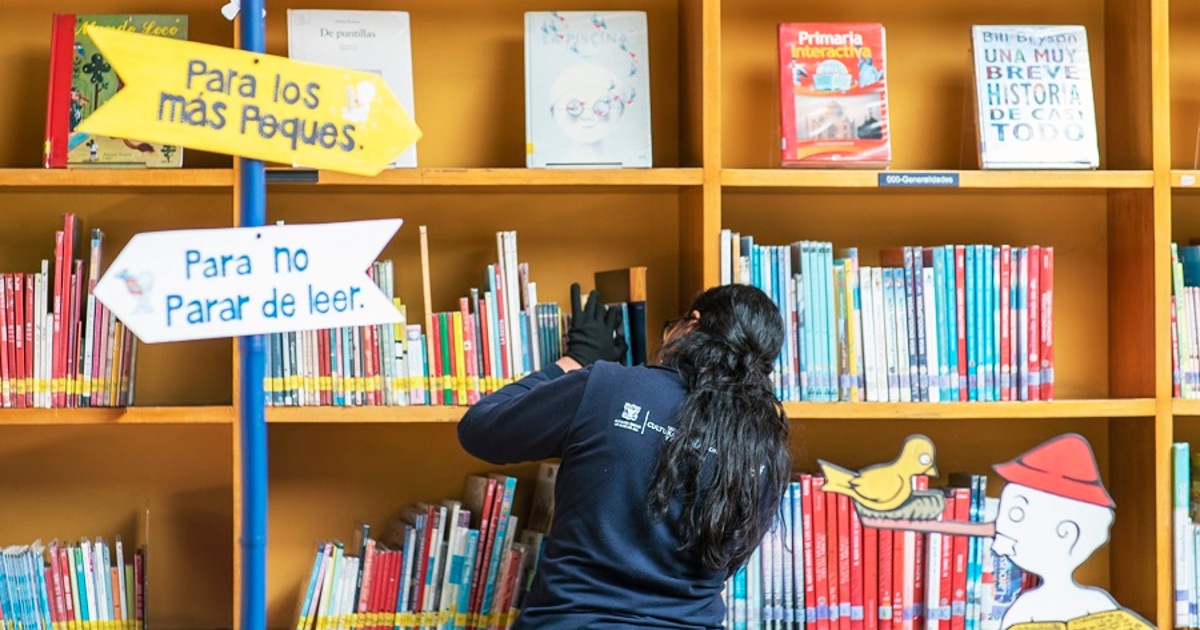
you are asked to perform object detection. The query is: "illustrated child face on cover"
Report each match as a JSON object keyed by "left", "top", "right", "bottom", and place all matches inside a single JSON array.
[
  {"left": 549, "top": 63, "right": 627, "bottom": 145},
  {"left": 991, "top": 483, "right": 1113, "bottom": 580}
]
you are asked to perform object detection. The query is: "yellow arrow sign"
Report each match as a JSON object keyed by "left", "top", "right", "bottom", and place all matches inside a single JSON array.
[{"left": 76, "top": 25, "right": 421, "bottom": 176}]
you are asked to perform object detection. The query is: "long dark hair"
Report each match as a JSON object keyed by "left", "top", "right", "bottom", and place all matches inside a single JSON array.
[{"left": 647, "top": 284, "right": 790, "bottom": 571}]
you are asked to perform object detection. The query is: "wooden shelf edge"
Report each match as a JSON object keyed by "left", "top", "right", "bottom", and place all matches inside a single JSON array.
[
  {"left": 1173, "top": 170, "right": 1200, "bottom": 189},
  {"left": 0, "top": 405, "right": 234, "bottom": 425},
  {"left": 274, "top": 167, "right": 704, "bottom": 187},
  {"left": 1172, "top": 399, "right": 1200, "bottom": 416},
  {"left": 721, "top": 169, "right": 1153, "bottom": 190},
  {"left": 266, "top": 406, "right": 467, "bottom": 424},
  {"left": 784, "top": 399, "right": 1155, "bottom": 420},
  {"left": 0, "top": 169, "right": 234, "bottom": 188}
]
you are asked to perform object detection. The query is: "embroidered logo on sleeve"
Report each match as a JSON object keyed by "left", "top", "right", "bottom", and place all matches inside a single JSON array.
[{"left": 613, "top": 402, "right": 645, "bottom": 432}]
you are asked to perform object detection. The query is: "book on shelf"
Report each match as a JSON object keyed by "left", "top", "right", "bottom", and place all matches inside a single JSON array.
[
  {"left": 593, "top": 267, "right": 648, "bottom": 365},
  {"left": 286, "top": 9, "right": 418, "bottom": 168},
  {"left": 720, "top": 231, "right": 1054, "bottom": 403},
  {"left": 294, "top": 472, "right": 542, "bottom": 630},
  {"left": 525, "top": 11, "right": 652, "bottom": 168},
  {"left": 263, "top": 227, "right": 656, "bottom": 407},
  {"left": 970, "top": 25, "right": 1098, "bottom": 170},
  {"left": 778, "top": 23, "right": 891, "bottom": 168},
  {"left": 0, "top": 536, "right": 146, "bottom": 630},
  {"left": 44, "top": 14, "right": 188, "bottom": 169},
  {"left": 0, "top": 214, "right": 136, "bottom": 408}
]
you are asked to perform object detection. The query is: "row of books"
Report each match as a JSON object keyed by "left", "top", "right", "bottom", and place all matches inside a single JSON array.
[
  {"left": 0, "top": 214, "right": 136, "bottom": 409},
  {"left": 0, "top": 538, "right": 145, "bottom": 630},
  {"left": 1173, "top": 443, "right": 1200, "bottom": 628},
  {"left": 294, "top": 470, "right": 555, "bottom": 630},
  {"left": 1171, "top": 244, "right": 1200, "bottom": 399},
  {"left": 781, "top": 24, "right": 1097, "bottom": 169},
  {"left": 264, "top": 230, "right": 647, "bottom": 407},
  {"left": 721, "top": 232, "right": 1055, "bottom": 403},
  {"left": 46, "top": 12, "right": 1096, "bottom": 172},
  {"left": 723, "top": 474, "right": 1029, "bottom": 630}
]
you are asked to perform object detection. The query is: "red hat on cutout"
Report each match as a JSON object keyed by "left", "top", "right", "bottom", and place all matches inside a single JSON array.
[{"left": 993, "top": 433, "right": 1115, "bottom": 508}]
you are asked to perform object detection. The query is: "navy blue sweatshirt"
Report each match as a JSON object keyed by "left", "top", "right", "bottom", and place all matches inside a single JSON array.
[{"left": 457, "top": 361, "right": 726, "bottom": 629}]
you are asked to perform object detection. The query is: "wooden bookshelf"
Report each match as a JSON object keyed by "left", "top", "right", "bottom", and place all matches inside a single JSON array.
[
  {"left": 722, "top": 169, "right": 1156, "bottom": 190},
  {"left": 784, "top": 399, "right": 1157, "bottom": 420},
  {"left": 0, "top": 405, "right": 234, "bottom": 425},
  {"left": 0, "top": 0, "right": 1186, "bottom": 628}
]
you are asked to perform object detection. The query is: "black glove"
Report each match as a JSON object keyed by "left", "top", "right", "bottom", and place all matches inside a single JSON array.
[{"left": 565, "top": 283, "right": 628, "bottom": 367}]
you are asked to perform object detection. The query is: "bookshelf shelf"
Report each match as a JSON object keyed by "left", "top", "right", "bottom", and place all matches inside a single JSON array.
[
  {"left": 784, "top": 399, "right": 1156, "bottom": 421},
  {"left": 1173, "top": 400, "right": 1200, "bottom": 417},
  {"left": 721, "top": 169, "right": 1156, "bottom": 190},
  {"left": 0, "top": 0, "right": 1178, "bottom": 627},
  {"left": 0, "top": 405, "right": 234, "bottom": 425},
  {"left": 1173, "top": 170, "right": 1200, "bottom": 189},
  {"left": 0, "top": 169, "right": 235, "bottom": 188},
  {"left": 272, "top": 168, "right": 705, "bottom": 188},
  {"left": 265, "top": 406, "right": 466, "bottom": 424}
]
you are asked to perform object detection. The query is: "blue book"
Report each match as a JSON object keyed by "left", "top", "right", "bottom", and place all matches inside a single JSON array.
[
  {"left": 982, "top": 245, "right": 995, "bottom": 401},
  {"left": 454, "top": 531, "right": 480, "bottom": 630},
  {"left": 965, "top": 245, "right": 979, "bottom": 401},
  {"left": 931, "top": 247, "right": 950, "bottom": 401},
  {"left": 823, "top": 243, "right": 838, "bottom": 402},
  {"left": 944, "top": 245, "right": 960, "bottom": 401},
  {"left": 795, "top": 243, "right": 816, "bottom": 401},
  {"left": 1175, "top": 443, "right": 1191, "bottom": 626}
]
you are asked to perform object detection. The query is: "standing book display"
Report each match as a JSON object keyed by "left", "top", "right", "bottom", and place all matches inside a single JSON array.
[
  {"left": 970, "top": 25, "right": 1098, "bottom": 169},
  {"left": 525, "top": 11, "right": 652, "bottom": 168}
]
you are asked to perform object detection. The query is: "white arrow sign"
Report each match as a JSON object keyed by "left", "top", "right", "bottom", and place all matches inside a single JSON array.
[{"left": 94, "top": 219, "right": 403, "bottom": 343}]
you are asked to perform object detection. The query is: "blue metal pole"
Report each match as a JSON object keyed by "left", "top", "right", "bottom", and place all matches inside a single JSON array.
[{"left": 238, "top": 2, "right": 267, "bottom": 630}]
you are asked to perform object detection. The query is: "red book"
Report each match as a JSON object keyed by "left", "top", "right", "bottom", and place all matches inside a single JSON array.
[
  {"left": 24, "top": 274, "right": 34, "bottom": 408},
  {"left": 954, "top": 245, "right": 967, "bottom": 401},
  {"left": 373, "top": 550, "right": 392, "bottom": 630},
  {"left": 849, "top": 506, "right": 865, "bottom": 630},
  {"left": 12, "top": 273, "right": 25, "bottom": 408},
  {"left": 51, "top": 230, "right": 64, "bottom": 407},
  {"left": 69, "top": 259, "right": 84, "bottom": 406},
  {"left": 863, "top": 522, "right": 878, "bottom": 630},
  {"left": 878, "top": 528, "right": 893, "bottom": 630},
  {"left": 949, "top": 490, "right": 970, "bottom": 630},
  {"left": 911, "top": 476, "right": 928, "bottom": 630},
  {"left": 1027, "top": 245, "right": 1042, "bottom": 401},
  {"left": 44, "top": 14, "right": 76, "bottom": 168},
  {"left": 812, "top": 477, "right": 831, "bottom": 630},
  {"left": 838, "top": 494, "right": 853, "bottom": 630},
  {"left": 778, "top": 23, "right": 891, "bottom": 168},
  {"left": 801, "top": 475, "right": 818, "bottom": 628},
  {"left": 827, "top": 490, "right": 842, "bottom": 630},
  {"left": 59, "top": 545, "right": 76, "bottom": 627},
  {"left": 1040, "top": 246, "right": 1054, "bottom": 400},
  {"left": 460, "top": 297, "right": 480, "bottom": 405},
  {"left": 465, "top": 477, "right": 499, "bottom": 630},
  {"left": 0, "top": 273, "right": 9, "bottom": 408},
  {"left": 892, "top": 504, "right": 905, "bottom": 630},
  {"left": 62, "top": 215, "right": 79, "bottom": 406},
  {"left": 478, "top": 295, "right": 493, "bottom": 395},
  {"left": 999, "top": 244, "right": 1012, "bottom": 401}
]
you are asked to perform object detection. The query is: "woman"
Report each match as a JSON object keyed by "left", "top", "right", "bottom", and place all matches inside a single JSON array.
[{"left": 457, "top": 283, "right": 791, "bottom": 629}]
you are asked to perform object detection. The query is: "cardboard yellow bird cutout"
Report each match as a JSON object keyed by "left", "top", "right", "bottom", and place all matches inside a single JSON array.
[{"left": 816, "top": 433, "right": 1154, "bottom": 630}]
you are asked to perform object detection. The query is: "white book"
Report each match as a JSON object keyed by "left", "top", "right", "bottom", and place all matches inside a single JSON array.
[
  {"left": 923, "top": 267, "right": 941, "bottom": 402},
  {"left": 925, "top": 530, "right": 942, "bottom": 630},
  {"left": 971, "top": 25, "right": 1098, "bottom": 169},
  {"left": 892, "top": 268, "right": 913, "bottom": 402},
  {"left": 525, "top": 11, "right": 652, "bottom": 167},
  {"left": 859, "top": 267, "right": 878, "bottom": 402},
  {"left": 720, "top": 229, "right": 732, "bottom": 285},
  {"left": 287, "top": 9, "right": 418, "bottom": 167},
  {"left": 871, "top": 267, "right": 891, "bottom": 402}
]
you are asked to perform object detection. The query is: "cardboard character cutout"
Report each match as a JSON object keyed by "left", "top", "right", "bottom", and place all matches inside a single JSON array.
[{"left": 818, "top": 433, "right": 1154, "bottom": 630}]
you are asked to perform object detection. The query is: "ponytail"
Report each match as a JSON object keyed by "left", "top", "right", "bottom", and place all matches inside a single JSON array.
[{"left": 647, "top": 284, "right": 791, "bottom": 571}]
